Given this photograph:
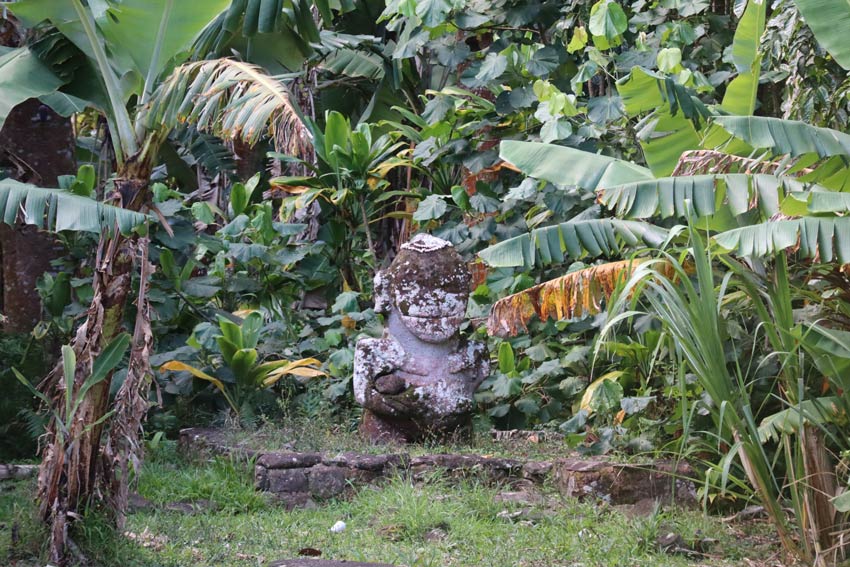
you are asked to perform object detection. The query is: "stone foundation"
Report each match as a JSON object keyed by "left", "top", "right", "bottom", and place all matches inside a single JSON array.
[{"left": 180, "top": 428, "right": 698, "bottom": 509}]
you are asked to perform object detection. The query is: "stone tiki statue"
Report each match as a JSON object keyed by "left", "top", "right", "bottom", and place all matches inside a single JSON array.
[{"left": 354, "top": 234, "right": 490, "bottom": 443}]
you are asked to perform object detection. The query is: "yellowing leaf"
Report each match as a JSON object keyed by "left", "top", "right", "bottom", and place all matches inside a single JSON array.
[
  {"left": 487, "top": 260, "right": 646, "bottom": 337},
  {"left": 580, "top": 371, "right": 626, "bottom": 413},
  {"left": 160, "top": 361, "right": 226, "bottom": 393},
  {"left": 262, "top": 358, "right": 326, "bottom": 386}
]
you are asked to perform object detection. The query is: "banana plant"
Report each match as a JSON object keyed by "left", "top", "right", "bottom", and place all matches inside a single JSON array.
[
  {"left": 12, "top": 334, "right": 131, "bottom": 447},
  {"left": 2, "top": 2, "right": 314, "bottom": 560},
  {"left": 160, "top": 311, "right": 324, "bottom": 421}
]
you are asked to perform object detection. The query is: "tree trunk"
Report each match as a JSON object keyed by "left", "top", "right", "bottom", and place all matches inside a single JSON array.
[
  {"left": 0, "top": 44, "right": 76, "bottom": 333},
  {"left": 37, "top": 177, "right": 151, "bottom": 566}
]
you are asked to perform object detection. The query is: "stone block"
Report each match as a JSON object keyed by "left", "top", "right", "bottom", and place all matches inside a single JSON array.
[
  {"left": 258, "top": 452, "right": 323, "bottom": 470},
  {"left": 553, "top": 458, "right": 697, "bottom": 506},
  {"left": 308, "top": 465, "right": 348, "bottom": 499},
  {"left": 267, "top": 469, "right": 309, "bottom": 494}
]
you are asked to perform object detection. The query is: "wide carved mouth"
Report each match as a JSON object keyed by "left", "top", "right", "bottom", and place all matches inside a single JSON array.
[{"left": 399, "top": 314, "right": 463, "bottom": 342}]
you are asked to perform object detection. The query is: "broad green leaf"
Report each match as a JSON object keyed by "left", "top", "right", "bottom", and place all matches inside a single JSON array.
[
  {"left": 231, "top": 348, "right": 259, "bottom": 383},
  {"left": 589, "top": 0, "right": 628, "bottom": 42},
  {"left": 617, "top": 67, "right": 702, "bottom": 176},
  {"left": 492, "top": 375, "right": 522, "bottom": 398},
  {"left": 475, "top": 53, "right": 508, "bottom": 83},
  {"left": 479, "top": 219, "right": 667, "bottom": 268},
  {"left": 39, "top": 92, "right": 90, "bottom": 117},
  {"left": 712, "top": 116, "right": 850, "bottom": 159},
  {"left": 0, "top": 179, "right": 149, "bottom": 234},
  {"left": 0, "top": 48, "right": 64, "bottom": 131},
  {"left": 567, "top": 26, "right": 589, "bottom": 53},
  {"left": 720, "top": 0, "right": 766, "bottom": 115},
  {"left": 656, "top": 47, "right": 682, "bottom": 73},
  {"left": 580, "top": 372, "right": 624, "bottom": 413},
  {"left": 318, "top": 48, "right": 384, "bottom": 80},
  {"left": 89, "top": 333, "right": 131, "bottom": 383},
  {"left": 834, "top": 492, "right": 850, "bottom": 513},
  {"left": 499, "top": 141, "right": 652, "bottom": 190},
  {"left": 413, "top": 195, "right": 448, "bottom": 221},
  {"left": 241, "top": 311, "right": 264, "bottom": 349},
  {"left": 540, "top": 119, "right": 572, "bottom": 143},
  {"left": 792, "top": 0, "right": 850, "bottom": 70},
  {"left": 98, "top": 0, "right": 231, "bottom": 83},
  {"left": 416, "top": 0, "right": 452, "bottom": 27},
  {"left": 715, "top": 217, "right": 850, "bottom": 263},
  {"left": 231, "top": 182, "right": 250, "bottom": 217},
  {"left": 498, "top": 342, "right": 516, "bottom": 374}
]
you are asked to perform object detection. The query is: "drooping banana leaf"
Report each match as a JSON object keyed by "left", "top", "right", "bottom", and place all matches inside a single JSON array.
[
  {"left": 599, "top": 173, "right": 828, "bottom": 220},
  {"left": 758, "top": 397, "right": 843, "bottom": 443},
  {"left": 318, "top": 48, "right": 385, "bottom": 80},
  {"left": 792, "top": 0, "right": 850, "bottom": 70},
  {"left": 499, "top": 140, "right": 653, "bottom": 190},
  {"left": 0, "top": 179, "right": 149, "bottom": 234},
  {"left": 712, "top": 116, "right": 850, "bottom": 190},
  {"left": 146, "top": 59, "right": 309, "bottom": 151},
  {"left": 479, "top": 219, "right": 667, "bottom": 268},
  {"left": 713, "top": 116, "right": 850, "bottom": 159},
  {"left": 487, "top": 259, "right": 652, "bottom": 337},
  {"left": 715, "top": 217, "right": 850, "bottom": 263}
]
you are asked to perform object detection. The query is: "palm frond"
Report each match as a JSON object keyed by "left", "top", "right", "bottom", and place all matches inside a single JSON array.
[
  {"left": 487, "top": 259, "right": 650, "bottom": 337},
  {"left": 478, "top": 219, "right": 667, "bottom": 269},
  {"left": 146, "top": 58, "right": 311, "bottom": 158},
  {"left": 0, "top": 179, "right": 149, "bottom": 234}
]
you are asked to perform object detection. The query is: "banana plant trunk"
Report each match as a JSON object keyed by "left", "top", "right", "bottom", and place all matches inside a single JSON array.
[{"left": 37, "top": 175, "right": 151, "bottom": 566}]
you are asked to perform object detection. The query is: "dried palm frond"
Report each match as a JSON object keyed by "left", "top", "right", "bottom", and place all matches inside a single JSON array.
[
  {"left": 145, "top": 58, "right": 311, "bottom": 159},
  {"left": 672, "top": 149, "right": 813, "bottom": 177},
  {"left": 487, "top": 260, "right": 649, "bottom": 337}
]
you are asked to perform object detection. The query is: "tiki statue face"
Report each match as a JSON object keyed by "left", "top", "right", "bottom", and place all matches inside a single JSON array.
[{"left": 374, "top": 234, "right": 469, "bottom": 343}]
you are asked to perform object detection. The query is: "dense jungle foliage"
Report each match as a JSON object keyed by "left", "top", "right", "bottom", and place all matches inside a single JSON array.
[{"left": 1, "top": 0, "right": 850, "bottom": 564}]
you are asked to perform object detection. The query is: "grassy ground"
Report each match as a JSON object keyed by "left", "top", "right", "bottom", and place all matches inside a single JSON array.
[{"left": 0, "top": 441, "right": 788, "bottom": 567}]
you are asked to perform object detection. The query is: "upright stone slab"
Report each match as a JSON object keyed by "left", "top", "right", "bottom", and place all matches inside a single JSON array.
[{"left": 353, "top": 234, "right": 489, "bottom": 443}]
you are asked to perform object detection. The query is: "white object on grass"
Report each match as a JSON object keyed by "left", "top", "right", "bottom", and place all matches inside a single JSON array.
[{"left": 330, "top": 520, "right": 346, "bottom": 533}]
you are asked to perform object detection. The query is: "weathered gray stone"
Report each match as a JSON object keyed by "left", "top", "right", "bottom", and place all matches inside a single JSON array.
[
  {"left": 321, "top": 452, "right": 401, "bottom": 472},
  {"left": 353, "top": 234, "right": 490, "bottom": 443},
  {"left": 411, "top": 454, "right": 523, "bottom": 473},
  {"left": 522, "top": 461, "right": 553, "bottom": 479},
  {"left": 308, "top": 465, "right": 348, "bottom": 499},
  {"left": 258, "top": 452, "right": 323, "bottom": 470},
  {"left": 267, "top": 469, "right": 309, "bottom": 493},
  {"left": 272, "top": 492, "right": 317, "bottom": 510},
  {"left": 552, "top": 458, "right": 697, "bottom": 506}
]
